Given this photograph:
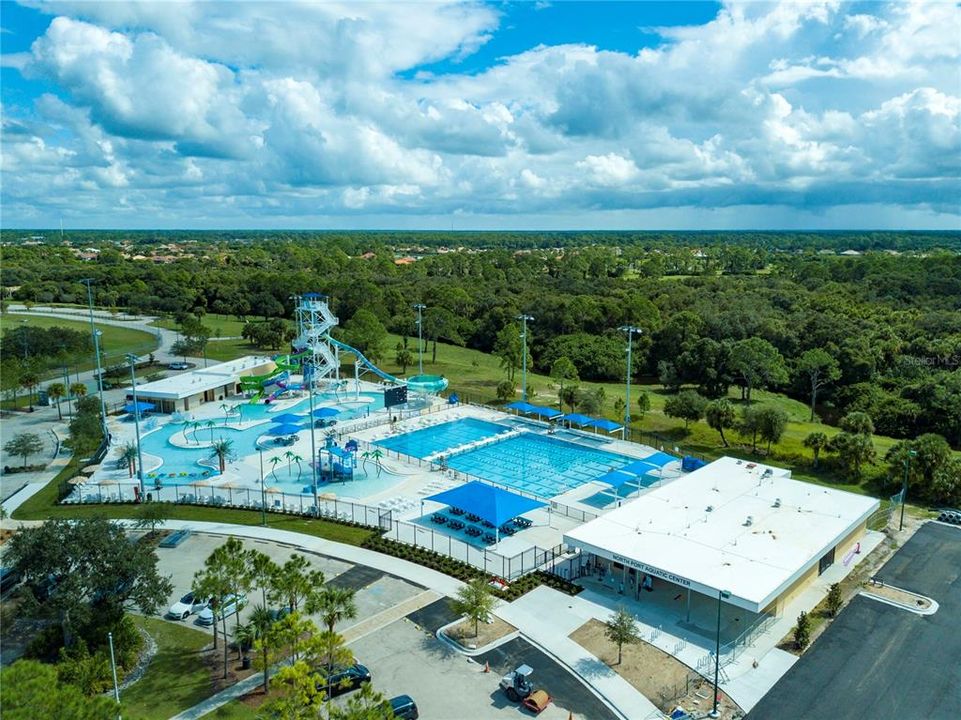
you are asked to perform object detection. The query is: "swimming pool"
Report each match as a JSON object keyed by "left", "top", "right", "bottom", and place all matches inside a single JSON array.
[
  {"left": 374, "top": 417, "right": 509, "bottom": 459},
  {"left": 447, "top": 432, "right": 635, "bottom": 498},
  {"left": 140, "top": 391, "right": 385, "bottom": 480}
]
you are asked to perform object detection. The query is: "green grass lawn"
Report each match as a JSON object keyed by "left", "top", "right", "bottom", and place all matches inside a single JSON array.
[
  {"left": 0, "top": 313, "right": 159, "bottom": 381},
  {"left": 123, "top": 616, "right": 214, "bottom": 720},
  {"left": 11, "top": 460, "right": 375, "bottom": 546},
  {"left": 200, "top": 698, "right": 259, "bottom": 720},
  {"left": 151, "top": 313, "right": 248, "bottom": 338}
]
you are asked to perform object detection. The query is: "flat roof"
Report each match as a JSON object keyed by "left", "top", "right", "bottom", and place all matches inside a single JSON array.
[
  {"left": 135, "top": 356, "right": 274, "bottom": 400},
  {"left": 565, "top": 456, "right": 879, "bottom": 612}
]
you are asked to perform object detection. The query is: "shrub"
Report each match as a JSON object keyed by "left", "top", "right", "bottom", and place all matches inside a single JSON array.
[{"left": 794, "top": 610, "right": 811, "bottom": 650}]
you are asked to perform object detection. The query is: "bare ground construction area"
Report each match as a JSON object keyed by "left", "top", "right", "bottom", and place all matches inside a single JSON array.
[{"left": 570, "top": 619, "right": 744, "bottom": 719}]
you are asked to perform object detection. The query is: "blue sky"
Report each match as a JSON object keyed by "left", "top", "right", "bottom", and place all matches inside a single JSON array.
[{"left": 1, "top": 1, "right": 959, "bottom": 230}]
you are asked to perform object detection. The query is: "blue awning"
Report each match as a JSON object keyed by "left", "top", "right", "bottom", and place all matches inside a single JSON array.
[
  {"left": 426, "top": 481, "right": 546, "bottom": 528},
  {"left": 594, "top": 469, "right": 640, "bottom": 490},
  {"left": 265, "top": 423, "right": 303, "bottom": 436},
  {"left": 327, "top": 446, "right": 353, "bottom": 459},
  {"left": 588, "top": 418, "right": 622, "bottom": 433},
  {"left": 313, "top": 407, "right": 340, "bottom": 418},
  {"left": 621, "top": 459, "right": 659, "bottom": 476},
  {"left": 528, "top": 404, "right": 562, "bottom": 419},
  {"left": 124, "top": 401, "right": 155, "bottom": 413},
  {"left": 271, "top": 413, "right": 304, "bottom": 423},
  {"left": 642, "top": 451, "right": 678, "bottom": 468},
  {"left": 561, "top": 413, "right": 594, "bottom": 426},
  {"left": 504, "top": 401, "right": 536, "bottom": 413}
]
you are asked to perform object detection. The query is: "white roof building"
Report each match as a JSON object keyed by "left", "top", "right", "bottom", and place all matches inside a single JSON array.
[
  {"left": 565, "top": 456, "right": 879, "bottom": 613},
  {"left": 134, "top": 356, "right": 274, "bottom": 411}
]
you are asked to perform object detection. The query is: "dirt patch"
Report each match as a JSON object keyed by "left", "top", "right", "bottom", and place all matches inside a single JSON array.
[
  {"left": 0, "top": 528, "right": 17, "bottom": 544},
  {"left": 571, "top": 619, "right": 744, "bottom": 719},
  {"left": 444, "top": 615, "right": 517, "bottom": 650},
  {"left": 862, "top": 582, "right": 933, "bottom": 610},
  {"left": 203, "top": 643, "right": 259, "bottom": 693}
]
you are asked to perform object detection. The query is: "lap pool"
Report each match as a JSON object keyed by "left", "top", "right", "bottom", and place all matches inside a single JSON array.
[{"left": 374, "top": 417, "right": 509, "bottom": 459}]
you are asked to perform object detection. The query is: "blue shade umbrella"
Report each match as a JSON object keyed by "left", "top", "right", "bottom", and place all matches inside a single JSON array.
[
  {"left": 265, "top": 423, "right": 303, "bottom": 436},
  {"left": 271, "top": 413, "right": 305, "bottom": 423},
  {"left": 313, "top": 407, "right": 341, "bottom": 418}
]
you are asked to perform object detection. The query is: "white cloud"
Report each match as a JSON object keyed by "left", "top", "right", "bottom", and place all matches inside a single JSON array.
[{"left": 2, "top": 0, "right": 959, "bottom": 227}]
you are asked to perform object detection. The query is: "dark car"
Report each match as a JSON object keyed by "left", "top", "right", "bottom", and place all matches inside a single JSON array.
[
  {"left": 319, "top": 663, "right": 371, "bottom": 698},
  {"left": 389, "top": 695, "right": 419, "bottom": 719},
  {"left": 0, "top": 567, "right": 21, "bottom": 596}
]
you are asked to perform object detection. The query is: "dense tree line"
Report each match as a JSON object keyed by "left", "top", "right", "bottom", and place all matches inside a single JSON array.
[{"left": 2, "top": 234, "right": 959, "bottom": 449}]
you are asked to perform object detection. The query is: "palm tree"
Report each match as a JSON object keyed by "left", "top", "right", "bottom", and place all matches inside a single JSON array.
[
  {"left": 234, "top": 621, "right": 257, "bottom": 665},
  {"left": 211, "top": 438, "right": 235, "bottom": 473},
  {"left": 369, "top": 448, "right": 384, "bottom": 477},
  {"left": 189, "top": 420, "right": 203, "bottom": 445},
  {"left": 309, "top": 586, "right": 357, "bottom": 634},
  {"left": 206, "top": 419, "right": 216, "bottom": 443},
  {"left": 360, "top": 450, "right": 371, "bottom": 474},
  {"left": 69, "top": 382, "right": 87, "bottom": 399},
  {"left": 48, "top": 382, "right": 66, "bottom": 420},
  {"left": 283, "top": 450, "right": 296, "bottom": 479},
  {"left": 19, "top": 371, "right": 39, "bottom": 410},
  {"left": 291, "top": 454, "right": 304, "bottom": 481},
  {"left": 247, "top": 604, "right": 275, "bottom": 692},
  {"left": 116, "top": 442, "right": 138, "bottom": 478},
  {"left": 220, "top": 403, "right": 232, "bottom": 426},
  {"left": 269, "top": 456, "right": 283, "bottom": 483}
]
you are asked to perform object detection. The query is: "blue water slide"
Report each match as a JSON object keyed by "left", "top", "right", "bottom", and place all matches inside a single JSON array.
[{"left": 325, "top": 335, "right": 402, "bottom": 384}]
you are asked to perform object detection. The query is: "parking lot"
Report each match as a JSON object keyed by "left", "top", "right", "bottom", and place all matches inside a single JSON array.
[
  {"left": 747, "top": 522, "right": 961, "bottom": 720},
  {"left": 154, "top": 533, "right": 425, "bottom": 642}
]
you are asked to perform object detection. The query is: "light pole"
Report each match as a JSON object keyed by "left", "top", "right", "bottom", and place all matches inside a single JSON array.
[
  {"left": 62, "top": 365, "right": 73, "bottom": 417},
  {"left": 413, "top": 303, "right": 426, "bottom": 375},
  {"left": 82, "top": 279, "right": 110, "bottom": 442},
  {"left": 899, "top": 449, "right": 917, "bottom": 531},
  {"left": 711, "top": 588, "right": 732, "bottom": 718},
  {"left": 126, "top": 353, "right": 146, "bottom": 501},
  {"left": 517, "top": 314, "right": 533, "bottom": 402},
  {"left": 259, "top": 448, "right": 267, "bottom": 526},
  {"left": 618, "top": 325, "right": 642, "bottom": 440},
  {"left": 19, "top": 319, "right": 28, "bottom": 360},
  {"left": 107, "top": 631, "right": 121, "bottom": 719}
]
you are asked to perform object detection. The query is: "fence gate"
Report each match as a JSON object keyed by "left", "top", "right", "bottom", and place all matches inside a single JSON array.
[{"left": 378, "top": 509, "right": 392, "bottom": 532}]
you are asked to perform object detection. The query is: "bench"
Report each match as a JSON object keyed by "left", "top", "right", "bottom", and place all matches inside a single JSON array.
[{"left": 159, "top": 529, "right": 192, "bottom": 548}]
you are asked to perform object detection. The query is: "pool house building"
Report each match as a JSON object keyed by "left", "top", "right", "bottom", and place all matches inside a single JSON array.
[{"left": 133, "top": 356, "right": 275, "bottom": 413}]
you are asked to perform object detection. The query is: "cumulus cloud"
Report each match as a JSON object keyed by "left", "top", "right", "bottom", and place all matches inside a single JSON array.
[{"left": 1, "top": 0, "right": 959, "bottom": 227}]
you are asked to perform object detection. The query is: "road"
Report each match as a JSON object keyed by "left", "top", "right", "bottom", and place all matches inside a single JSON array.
[{"left": 747, "top": 522, "right": 961, "bottom": 720}]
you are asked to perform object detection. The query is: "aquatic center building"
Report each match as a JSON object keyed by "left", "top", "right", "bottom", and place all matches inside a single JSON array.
[
  {"left": 133, "top": 356, "right": 275, "bottom": 413},
  {"left": 564, "top": 456, "right": 879, "bottom": 615}
]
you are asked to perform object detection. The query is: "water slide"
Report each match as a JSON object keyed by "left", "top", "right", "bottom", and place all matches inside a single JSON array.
[{"left": 325, "top": 335, "right": 449, "bottom": 393}]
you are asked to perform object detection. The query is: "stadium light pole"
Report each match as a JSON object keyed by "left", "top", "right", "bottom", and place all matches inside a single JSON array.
[
  {"left": 413, "top": 304, "right": 426, "bottom": 375},
  {"left": 899, "top": 449, "right": 917, "bottom": 531},
  {"left": 517, "top": 314, "right": 533, "bottom": 402},
  {"left": 618, "top": 325, "right": 642, "bottom": 441},
  {"left": 82, "top": 279, "right": 110, "bottom": 441},
  {"left": 126, "top": 353, "right": 146, "bottom": 501},
  {"left": 258, "top": 448, "right": 267, "bottom": 526},
  {"left": 710, "top": 588, "right": 732, "bottom": 718}
]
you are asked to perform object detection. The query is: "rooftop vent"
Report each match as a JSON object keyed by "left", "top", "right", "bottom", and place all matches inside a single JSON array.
[
  {"left": 773, "top": 498, "right": 782, "bottom": 508},
  {"left": 744, "top": 516, "right": 754, "bottom": 527},
  {"left": 762, "top": 469, "right": 773, "bottom": 478},
  {"left": 706, "top": 505, "right": 714, "bottom": 513}
]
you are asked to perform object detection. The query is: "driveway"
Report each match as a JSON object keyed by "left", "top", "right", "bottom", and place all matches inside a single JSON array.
[{"left": 747, "top": 522, "right": 961, "bottom": 720}]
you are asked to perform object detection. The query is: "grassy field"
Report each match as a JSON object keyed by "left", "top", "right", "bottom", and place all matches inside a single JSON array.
[
  {"left": 11, "top": 460, "right": 376, "bottom": 546},
  {"left": 124, "top": 616, "right": 214, "bottom": 720},
  {"left": 200, "top": 698, "right": 259, "bottom": 719},
  {"left": 0, "top": 313, "right": 160, "bottom": 372},
  {"left": 152, "top": 313, "right": 248, "bottom": 338}
]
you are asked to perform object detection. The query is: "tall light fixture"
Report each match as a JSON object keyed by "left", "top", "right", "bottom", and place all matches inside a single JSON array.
[
  {"left": 413, "top": 303, "right": 426, "bottom": 375},
  {"left": 710, "top": 588, "right": 732, "bottom": 718},
  {"left": 517, "top": 314, "right": 534, "bottom": 402},
  {"left": 259, "top": 448, "right": 267, "bottom": 526},
  {"left": 81, "top": 279, "right": 109, "bottom": 441},
  {"left": 899, "top": 449, "right": 917, "bottom": 531},
  {"left": 618, "top": 325, "right": 643, "bottom": 440},
  {"left": 126, "top": 353, "right": 146, "bottom": 500}
]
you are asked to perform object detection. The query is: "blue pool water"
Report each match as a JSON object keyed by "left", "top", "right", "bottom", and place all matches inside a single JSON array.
[
  {"left": 140, "top": 391, "right": 385, "bottom": 480},
  {"left": 447, "top": 432, "right": 635, "bottom": 498},
  {"left": 374, "top": 417, "right": 509, "bottom": 459}
]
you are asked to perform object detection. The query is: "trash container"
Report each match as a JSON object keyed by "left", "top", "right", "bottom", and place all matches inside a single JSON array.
[{"left": 242, "top": 656, "right": 251, "bottom": 670}]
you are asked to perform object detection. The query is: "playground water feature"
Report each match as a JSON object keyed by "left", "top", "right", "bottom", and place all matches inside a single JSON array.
[{"left": 140, "top": 390, "right": 386, "bottom": 482}]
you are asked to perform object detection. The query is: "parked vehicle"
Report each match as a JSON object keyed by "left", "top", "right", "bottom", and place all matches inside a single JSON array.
[
  {"left": 167, "top": 591, "right": 210, "bottom": 620},
  {"left": 389, "top": 695, "right": 419, "bottom": 719},
  {"left": 500, "top": 664, "right": 535, "bottom": 702},
  {"left": 0, "top": 567, "right": 22, "bottom": 596},
  {"left": 318, "top": 663, "right": 371, "bottom": 698},
  {"left": 196, "top": 593, "right": 246, "bottom": 626}
]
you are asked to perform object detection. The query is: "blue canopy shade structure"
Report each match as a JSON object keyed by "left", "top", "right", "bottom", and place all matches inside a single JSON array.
[
  {"left": 124, "top": 400, "right": 155, "bottom": 414},
  {"left": 560, "top": 413, "right": 594, "bottom": 426},
  {"left": 527, "top": 404, "right": 562, "bottom": 419},
  {"left": 594, "top": 469, "right": 639, "bottom": 490},
  {"left": 313, "top": 407, "right": 340, "bottom": 418},
  {"left": 643, "top": 451, "right": 678, "bottom": 467},
  {"left": 588, "top": 418, "right": 622, "bottom": 433},
  {"left": 327, "top": 446, "right": 353, "bottom": 460},
  {"left": 271, "top": 413, "right": 305, "bottom": 424},
  {"left": 426, "top": 481, "right": 546, "bottom": 529},
  {"left": 265, "top": 423, "right": 303, "bottom": 436},
  {"left": 621, "top": 459, "right": 659, "bottom": 476},
  {"left": 504, "top": 401, "right": 537, "bottom": 413}
]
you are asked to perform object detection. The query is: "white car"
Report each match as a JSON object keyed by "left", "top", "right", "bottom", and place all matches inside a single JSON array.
[
  {"left": 196, "top": 593, "right": 247, "bottom": 626},
  {"left": 167, "top": 591, "right": 210, "bottom": 620}
]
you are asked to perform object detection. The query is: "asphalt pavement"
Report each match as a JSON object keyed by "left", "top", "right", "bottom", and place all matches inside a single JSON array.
[{"left": 747, "top": 522, "right": 961, "bottom": 720}]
